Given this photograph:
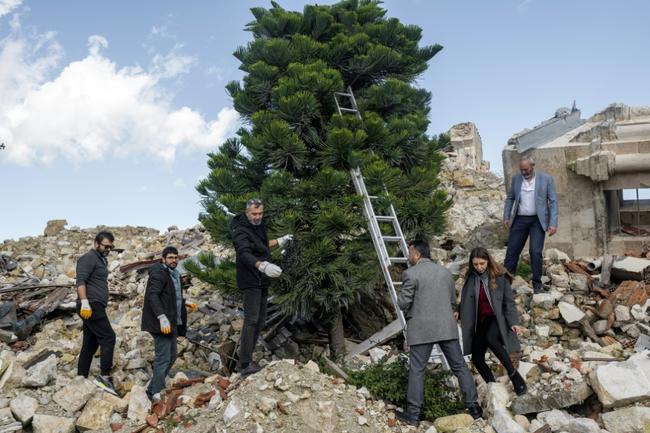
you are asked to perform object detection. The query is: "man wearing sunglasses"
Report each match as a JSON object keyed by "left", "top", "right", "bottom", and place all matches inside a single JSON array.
[
  {"left": 76, "top": 231, "right": 118, "bottom": 396},
  {"left": 231, "top": 198, "right": 293, "bottom": 377}
]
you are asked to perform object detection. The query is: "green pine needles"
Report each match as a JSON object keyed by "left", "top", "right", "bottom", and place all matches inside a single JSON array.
[
  {"left": 195, "top": 0, "right": 451, "bottom": 336},
  {"left": 347, "top": 356, "right": 464, "bottom": 420}
]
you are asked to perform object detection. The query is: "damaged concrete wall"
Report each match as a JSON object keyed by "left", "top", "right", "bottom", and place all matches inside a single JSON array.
[
  {"left": 448, "top": 122, "right": 489, "bottom": 172},
  {"left": 503, "top": 103, "right": 650, "bottom": 257}
]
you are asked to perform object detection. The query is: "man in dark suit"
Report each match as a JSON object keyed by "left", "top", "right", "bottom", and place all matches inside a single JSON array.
[
  {"left": 231, "top": 198, "right": 292, "bottom": 376},
  {"left": 141, "top": 246, "right": 195, "bottom": 401},
  {"left": 396, "top": 240, "right": 482, "bottom": 427},
  {"left": 503, "top": 156, "right": 558, "bottom": 293}
]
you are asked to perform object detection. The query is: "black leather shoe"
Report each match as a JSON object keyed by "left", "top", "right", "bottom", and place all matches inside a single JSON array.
[
  {"left": 510, "top": 370, "right": 528, "bottom": 396},
  {"left": 467, "top": 402, "right": 483, "bottom": 419},
  {"left": 241, "top": 362, "right": 262, "bottom": 377},
  {"left": 395, "top": 410, "right": 419, "bottom": 427}
]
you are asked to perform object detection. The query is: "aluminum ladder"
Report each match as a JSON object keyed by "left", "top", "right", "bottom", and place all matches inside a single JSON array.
[{"left": 334, "top": 87, "right": 449, "bottom": 368}]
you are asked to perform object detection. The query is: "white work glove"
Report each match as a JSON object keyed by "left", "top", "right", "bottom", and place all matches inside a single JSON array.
[
  {"left": 80, "top": 299, "right": 92, "bottom": 319},
  {"left": 277, "top": 234, "right": 294, "bottom": 248},
  {"left": 158, "top": 314, "right": 171, "bottom": 334},
  {"left": 258, "top": 261, "right": 283, "bottom": 278}
]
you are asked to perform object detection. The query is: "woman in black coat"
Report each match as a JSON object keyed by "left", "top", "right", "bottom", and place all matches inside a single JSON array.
[{"left": 457, "top": 247, "right": 527, "bottom": 395}]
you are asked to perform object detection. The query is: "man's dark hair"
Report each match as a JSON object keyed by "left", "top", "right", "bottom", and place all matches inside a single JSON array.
[
  {"left": 95, "top": 231, "right": 114, "bottom": 243},
  {"left": 162, "top": 246, "right": 179, "bottom": 257},
  {"left": 408, "top": 239, "right": 430, "bottom": 259}
]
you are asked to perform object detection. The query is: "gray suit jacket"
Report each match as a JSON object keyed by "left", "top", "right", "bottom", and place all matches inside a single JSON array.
[
  {"left": 459, "top": 273, "right": 521, "bottom": 355},
  {"left": 503, "top": 171, "right": 558, "bottom": 231},
  {"left": 397, "top": 259, "right": 459, "bottom": 346}
]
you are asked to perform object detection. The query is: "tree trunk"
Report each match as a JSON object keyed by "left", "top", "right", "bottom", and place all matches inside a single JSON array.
[{"left": 328, "top": 308, "right": 346, "bottom": 361}]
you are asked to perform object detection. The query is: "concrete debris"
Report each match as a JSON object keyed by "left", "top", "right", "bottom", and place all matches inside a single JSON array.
[
  {"left": 21, "top": 353, "right": 57, "bottom": 388},
  {"left": 9, "top": 395, "right": 38, "bottom": 426},
  {"left": 433, "top": 413, "right": 474, "bottom": 432},
  {"left": 610, "top": 256, "right": 650, "bottom": 282},
  {"left": 601, "top": 405, "right": 650, "bottom": 433},
  {"left": 75, "top": 396, "right": 114, "bottom": 431},
  {"left": 589, "top": 351, "right": 650, "bottom": 408},
  {"left": 31, "top": 414, "right": 75, "bottom": 433},
  {"left": 490, "top": 409, "right": 526, "bottom": 433},
  {"left": 1, "top": 141, "right": 650, "bottom": 432}
]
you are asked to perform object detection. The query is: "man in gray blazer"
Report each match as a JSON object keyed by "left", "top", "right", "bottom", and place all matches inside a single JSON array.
[
  {"left": 503, "top": 156, "right": 558, "bottom": 293},
  {"left": 396, "top": 240, "right": 481, "bottom": 427}
]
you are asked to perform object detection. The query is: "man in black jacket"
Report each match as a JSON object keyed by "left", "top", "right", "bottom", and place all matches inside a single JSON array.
[
  {"left": 231, "top": 198, "right": 292, "bottom": 376},
  {"left": 141, "top": 246, "right": 195, "bottom": 400}
]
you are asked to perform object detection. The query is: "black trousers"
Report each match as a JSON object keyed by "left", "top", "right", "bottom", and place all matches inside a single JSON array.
[
  {"left": 77, "top": 302, "right": 116, "bottom": 377},
  {"left": 471, "top": 316, "right": 515, "bottom": 383},
  {"left": 238, "top": 287, "right": 268, "bottom": 367}
]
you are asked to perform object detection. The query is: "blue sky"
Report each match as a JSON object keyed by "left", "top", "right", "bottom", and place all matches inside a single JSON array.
[{"left": 1, "top": 0, "right": 649, "bottom": 241}]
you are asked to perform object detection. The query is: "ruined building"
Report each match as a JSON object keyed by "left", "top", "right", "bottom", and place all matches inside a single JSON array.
[
  {"left": 448, "top": 122, "right": 490, "bottom": 172},
  {"left": 503, "top": 103, "right": 650, "bottom": 257}
]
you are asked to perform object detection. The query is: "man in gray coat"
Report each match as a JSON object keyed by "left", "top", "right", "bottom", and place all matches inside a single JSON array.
[
  {"left": 503, "top": 156, "right": 558, "bottom": 293},
  {"left": 396, "top": 240, "right": 482, "bottom": 427}
]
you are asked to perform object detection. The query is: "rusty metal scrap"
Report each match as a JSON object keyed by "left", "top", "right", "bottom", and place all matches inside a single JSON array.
[
  {"left": 564, "top": 260, "right": 594, "bottom": 291},
  {"left": 119, "top": 255, "right": 189, "bottom": 273},
  {"left": 622, "top": 225, "right": 650, "bottom": 236},
  {"left": 0, "top": 282, "right": 74, "bottom": 295}
]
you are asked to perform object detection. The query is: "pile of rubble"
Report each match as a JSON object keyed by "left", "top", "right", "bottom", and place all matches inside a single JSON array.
[
  {"left": 437, "top": 150, "right": 507, "bottom": 252},
  {"left": 2, "top": 153, "right": 650, "bottom": 432}
]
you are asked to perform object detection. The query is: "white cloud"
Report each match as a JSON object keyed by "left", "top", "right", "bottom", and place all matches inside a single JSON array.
[
  {"left": 151, "top": 44, "right": 195, "bottom": 79},
  {"left": 517, "top": 0, "right": 534, "bottom": 12},
  {"left": 173, "top": 177, "right": 186, "bottom": 188},
  {"left": 205, "top": 65, "right": 224, "bottom": 81},
  {"left": 0, "top": 0, "right": 22, "bottom": 18},
  {"left": 0, "top": 28, "right": 238, "bottom": 166}
]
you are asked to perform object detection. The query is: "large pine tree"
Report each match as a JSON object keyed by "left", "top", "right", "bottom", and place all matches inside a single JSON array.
[{"left": 193, "top": 0, "right": 451, "bottom": 358}]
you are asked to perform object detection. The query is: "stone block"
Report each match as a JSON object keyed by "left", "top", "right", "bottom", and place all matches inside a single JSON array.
[
  {"left": 589, "top": 353, "right": 650, "bottom": 408},
  {"left": 9, "top": 395, "right": 38, "bottom": 426},
  {"left": 564, "top": 417, "right": 600, "bottom": 433},
  {"left": 76, "top": 397, "right": 114, "bottom": 431},
  {"left": 483, "top": 382, "right": 510, "bottom": 417},
  {"left": 614, "top": 304, "right": 631, "bottom": 322},
  {"left": 43, "top": 220, "right": 67, "bottom": 237},
  {"left": 601, "top": 405, "right": 650, "bottom": 433},
  {"left": 126, "top": 385, "right": 151, "bottom": 421},
  {"left": 433, "top": 413, "right": 474, "bottom": 432},
  {"left": 22, "top": 354, "right": 57, "bottom": 388},
  {"left": 490, "top": 409, "right": 525, "bottom": 433},
  {"left": 511, "top": 381, "right": 592, "bottom": 415},
  {"left": 530, "top": 293, "right": 558, "bottom": 309},
  {"left": 52, "top": 376, "right": 96, "bottom": 413},
  {"left": 31, "top": 414, "right": 75, "bottom": 433},
  {"left": 99, "top": 391, "right": 128, "bottom": 414},
  {"left": 558, "top": 301, "right": 585, "bottom": 324}
]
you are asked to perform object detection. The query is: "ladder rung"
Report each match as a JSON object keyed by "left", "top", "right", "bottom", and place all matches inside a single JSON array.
[
  {"left": 375, "top": 216, "right": 396, "bottom": 222},
  {"left": 338, "top": 108, "right": 359, "bottom": 113},
  {"left": 389, "top": 257, "right": 408, "bottom": 264},
  {"left": 368, "top": 195, "right": 378, "bottom": 199},
  {"left": 391, "top": 281, "right": 403, "bottom": 286},
  {"left": 382, "top": 236, "right": 402, "bottom": 242},
  {"left": 334, "top": 92, "right": 353, "bottom": 97}
]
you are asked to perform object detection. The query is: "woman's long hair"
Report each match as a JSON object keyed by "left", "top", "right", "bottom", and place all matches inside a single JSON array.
[{"left": 464, "top": 247, "right": 508, "bottom": 290}]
